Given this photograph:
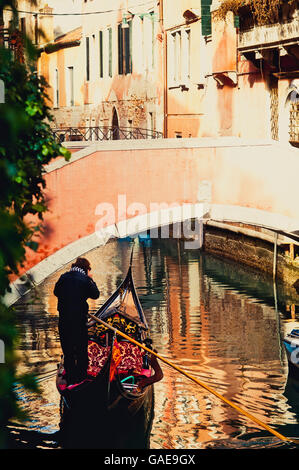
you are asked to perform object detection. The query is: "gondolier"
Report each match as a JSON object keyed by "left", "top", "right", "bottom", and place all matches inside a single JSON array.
[
  {"left": 54, "top": 257, "right": 100, "bottom": 384},
  {"left": 56, "top": 259, "right": 163, "bottom": 449}
]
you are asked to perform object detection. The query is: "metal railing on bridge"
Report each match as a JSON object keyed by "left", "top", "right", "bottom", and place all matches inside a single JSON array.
[{"left": 52, "top": 126, "right": 163, "bottom": 142}]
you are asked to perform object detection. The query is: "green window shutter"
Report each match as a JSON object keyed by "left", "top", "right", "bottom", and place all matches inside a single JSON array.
[
  {"left": 118, "top": 23, "right": 123, "bottom": 75},
  {"left": 99, "top": 30, "right": 103, "bottom": 77},
  {"left": 108, "top": 27, "right": 112, "bottom": 77},
  {"left": 201, "top": 0, "right": 212, "bottom": 36},
  {"left": 86, "top": 36, "right": 90, "bottom": 81},
  {"left": 129, "top": 19, "right": 132, "bottom": 73},
  {"left": 124, "top": 21, "right": 132, "bottom": 74},
  {"left": 234, "top": 15, "right": 240, "bottom": 28}
]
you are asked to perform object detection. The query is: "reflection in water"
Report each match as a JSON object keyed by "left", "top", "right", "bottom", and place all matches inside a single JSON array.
[{"left": 10, "top": 238, "right": 299, "bottom": 449}]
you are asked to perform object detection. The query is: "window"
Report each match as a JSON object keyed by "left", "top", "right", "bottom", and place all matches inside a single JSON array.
[
  {"left": 108, "top": 27, "right": 112, "bottom": 77},
  {"left": 186, "top": 29, "right": 191, "bottom": 79},
  {"left": 54, "top": 68, "right": 59, "bottom": 108},
  {"left": 118, "top": 21, "right": 132, "bottom": 75},
  {"left": 150, "top": 12, "right": 155, "bottom": 69},
  {"left": 141, "top": 14, "right": 154, "bottom": 73},
  {"left": 171, "top": 30, "right": 181, "bottom": 83},
  {"left": 99, "top": 30, "right": 103, "bottom": 78},
  {"left": 169, "top": 28, "right": 190, "bottom": 85},
  {"left": 67, "top": 66, "right": 74, "bottom": 106},
  {"left": 149, "top": 112, "right": 155, "bottom": 137},
  {"left": 182, "top": 29, "right": 191, "bottom": 82},
  {"left": 20, "top": 17, "right": 26, "bottom": 36},
  {"left": 86, "top": 37, "right": 90, "bottom": 81},
  {"left": 141, "top": 17, "right": 145, "bottom": 71},
  {"left": 91, "top": 34, "right": 96, "bottom": 80},
  {"left": 118, "top": 23, "right": 123, "bottom": 75},
  {"left": 124, "top": 21, "right": 132, "bottom": 74},
  {"left": 34, "top": 14, "right": 38, "bottom": 45}
]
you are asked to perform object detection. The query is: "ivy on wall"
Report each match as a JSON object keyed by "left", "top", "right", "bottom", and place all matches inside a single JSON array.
[{"left": 215, "top": 0, "right": 296, "bottom": 25}]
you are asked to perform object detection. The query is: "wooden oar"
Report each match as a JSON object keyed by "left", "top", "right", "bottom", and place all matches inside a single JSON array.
[{"left": 88, "top": 312, "right": 298, "bottom": 445}]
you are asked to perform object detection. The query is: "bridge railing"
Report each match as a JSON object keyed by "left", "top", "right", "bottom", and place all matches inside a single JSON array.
[{"left": 51, "top": 126, "right": 164, "bottom": 142}]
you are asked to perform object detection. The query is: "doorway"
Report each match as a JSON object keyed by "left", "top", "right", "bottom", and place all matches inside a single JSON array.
[{"left": 112, "top": 107, "right": 120, "bottom": 140}]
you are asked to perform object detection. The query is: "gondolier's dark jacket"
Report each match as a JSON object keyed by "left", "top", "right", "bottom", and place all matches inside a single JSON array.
[{"left": 54, "top": 269, "right": 100, "bottom": 332}]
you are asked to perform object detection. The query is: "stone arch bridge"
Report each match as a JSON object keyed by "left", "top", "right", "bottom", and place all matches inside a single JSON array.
[{"left": 5, "top": 137, "right": 299, "bottom": 305}]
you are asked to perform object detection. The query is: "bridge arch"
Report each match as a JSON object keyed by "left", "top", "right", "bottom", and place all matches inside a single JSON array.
[
  {"left": 4, "top": 137, "right": 299, "bottom": 304},
  {"left": 5, "top": 202, "right": 207, "bottom": 306}
]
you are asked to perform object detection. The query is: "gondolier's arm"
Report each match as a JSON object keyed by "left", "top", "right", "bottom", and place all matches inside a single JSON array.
[{"left": 137, "top": 354, "right": 163, "bottom": 390}]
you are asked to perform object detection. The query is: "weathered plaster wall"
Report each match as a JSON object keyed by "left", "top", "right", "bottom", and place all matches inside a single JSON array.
[
  {"left": 38, "top": 0, "right": 164, "bottom": 133},
  {"left": 14, "top": 138, "right": 299, "bottom": 279}
]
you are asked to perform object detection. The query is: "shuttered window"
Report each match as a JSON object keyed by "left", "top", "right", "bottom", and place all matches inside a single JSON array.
[
  {"left": 124, "top": 20, "right": 132, "bottom": 74},
  {"left": 20, "top": 17, "right": 26, "bottom": 36},
  {"left": 67, "top": 66, "right": 74, "bottom": 106},
  {"left": 172, "top": 30, "right": 181, "bottom": 83},
  {"left": 99, "top": 30, "right": 103, "bottom": 78},
  {"left": 118, "top": 24, "right": 123, "bottom": 75},
  {"left": 86, "top": 36, "right": 90, "bottom": 81},
  {"left": 151, "top": 12, "right": 155, "bottom": 69},
  {"left": 108, "top": 27, "right": 112, "bottom": 77},
  {"left": 118, "top": 20, "right": 132, "bottom": 75},
  {"left": 54, "top": 68, "right": 59, "bottom": 108},
  {"left": 201, "top": 0, "right": 212, "bottom": 36}
]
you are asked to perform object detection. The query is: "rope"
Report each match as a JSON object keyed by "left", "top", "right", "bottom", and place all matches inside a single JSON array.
[{"left": 88, "top": 312, "right": 298, "bottom": 445}]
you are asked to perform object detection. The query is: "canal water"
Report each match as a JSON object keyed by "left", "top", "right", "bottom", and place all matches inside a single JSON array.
[{"left": 10, "top": 238, "right": 299, "bottom": 449}]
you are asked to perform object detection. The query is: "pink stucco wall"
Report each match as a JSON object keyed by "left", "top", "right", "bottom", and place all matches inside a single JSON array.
[{"left": 18, "top": 140, "right": 299, "bottom": 277}]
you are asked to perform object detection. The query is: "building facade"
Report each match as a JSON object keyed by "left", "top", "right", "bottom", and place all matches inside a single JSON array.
[
  {"left": 37, "top": 0, "right": 165, "bottom": 139},
  {"left": 236, "top": 0, "right": 299, "bottom": 145},
  {"left": 162, "top": 0, "right": 299, "bottom": 146},
  {"left": 3, "top": 0, "right": 299, "bottom": 146}
]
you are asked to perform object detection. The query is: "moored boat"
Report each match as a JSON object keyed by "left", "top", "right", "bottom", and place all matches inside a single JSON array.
[
  {"left": 283, "top": 329, "right": 299, "bottom": 376},
  {"left": 56, "top": 265, "right": 162, "bottom": 449}
]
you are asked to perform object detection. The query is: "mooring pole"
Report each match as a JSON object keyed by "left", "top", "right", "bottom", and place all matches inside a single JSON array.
[{"left": 273, "top": 232, "right": 278, "bottom": 281}]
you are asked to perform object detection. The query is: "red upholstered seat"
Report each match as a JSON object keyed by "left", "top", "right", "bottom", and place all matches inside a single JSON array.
[
  {"left": 117, "top": 341, "right": 144, "bottom": 374},
  {"left": 87, "top": 341, "right": 111, "bottom": 377},
  {"left": 87, "top": 340, "right": 144, "bottom": 377},
  {"left": 57, "top": 341, "right": 149, "bottom": 392}
]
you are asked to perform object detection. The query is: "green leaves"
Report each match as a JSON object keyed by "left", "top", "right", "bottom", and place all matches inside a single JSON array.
[
  {"left": 25, "top": 99, "right": 43, "bottom": 117},
  {"left": 0, "top": 49, "right": 71, "bottom": 223},
  {"left": 0, "top": 1, "right": 71, "bottom": 446},
  {"left": 59, "top": 145, "right": 71, "bottom": 161}
]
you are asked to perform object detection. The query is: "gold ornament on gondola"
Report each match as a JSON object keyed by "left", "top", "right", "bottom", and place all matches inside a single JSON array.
[{"left": 89, "top": 313, "right": 137, "bottom": 338}]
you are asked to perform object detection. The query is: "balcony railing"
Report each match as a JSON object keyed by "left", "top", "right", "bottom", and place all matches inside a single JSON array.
[{"left": 52, "top": 126, "right": 163, "bottom": 142}]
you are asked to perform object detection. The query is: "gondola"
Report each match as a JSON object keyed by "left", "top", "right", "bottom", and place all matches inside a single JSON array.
[{"left": 56, "top": 265, "right": 162, "bottom": 449}]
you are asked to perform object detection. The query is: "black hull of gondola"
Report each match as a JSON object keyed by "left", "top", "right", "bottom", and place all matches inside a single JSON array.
[
  {"left": 57, "top": 363, "right": 154, "bottom": 449},
  {"left": 56, "top": 263, "right": 157, "bottom": 449}
]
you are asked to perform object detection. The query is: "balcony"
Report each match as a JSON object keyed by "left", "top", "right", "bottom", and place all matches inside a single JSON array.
[
  {"left": 238, "top": 3, "right": 299, "bottom": 54},
  {"left": 237, "top": 3, "right": 299, "bottom": 77}
]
